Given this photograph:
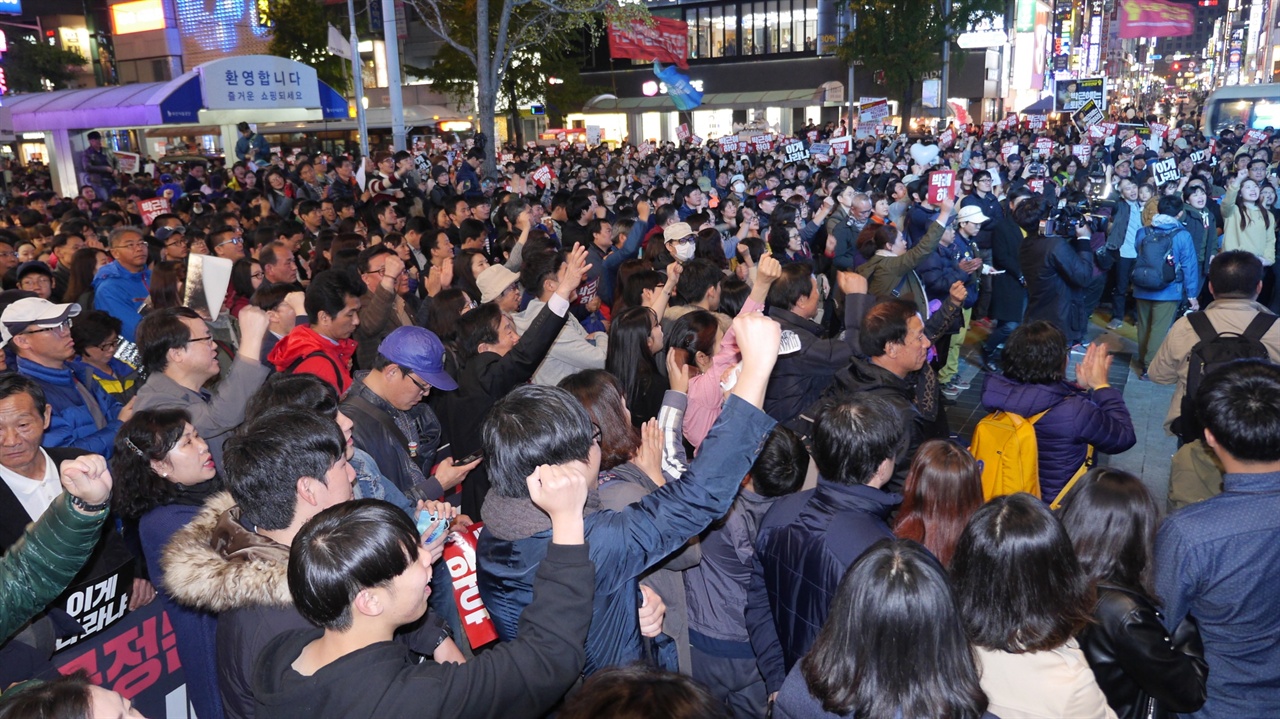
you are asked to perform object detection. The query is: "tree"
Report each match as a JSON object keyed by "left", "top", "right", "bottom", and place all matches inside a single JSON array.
[
  {"left": 408, "top": 0, "right": 642, "bottom": 174},
  {"left": 838, "top": 0, "right": 999, "bottom": 131},
  {"left": 3, "top": 37, "right": 88, "bottom": 93},
  {"left": 266, "top": 0, "right": 352, "bottom": 94}
]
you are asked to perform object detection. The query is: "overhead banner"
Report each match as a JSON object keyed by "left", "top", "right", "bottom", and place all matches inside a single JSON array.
[
  {"left": 1118, "top": 0, "right": 1193, "bottom": 39},
  {"left": 1055, "top": 77, "right": 1106, "bottom": 112},
  {"left": 608, "top": 17, "right": 689, "bottom": 69}
]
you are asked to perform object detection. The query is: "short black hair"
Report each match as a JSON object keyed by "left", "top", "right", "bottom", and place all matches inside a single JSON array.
[
  {"left": 223, "top": 410, "right": 345, "bottom": 530},
  {"left": 1002, "top": 320, "right": 1067, "bottom": 384},
  {"left": 288, "top": 499, "right": 418, "bottom": 631},
  {"left": 1208, "top": 249, "right": 1263, "bottom": 299},
  {"left": 519, "top": 249, "right": 562, "bottom": 299},
  {"left": 455, "top": 303, "right": 503, "bottom": 362},
  {"left": 70, "top": 309, "right": 122, "bottom": 356},
  {"left": 483, "top": 384, "right": 594, "bottom": 499},
  {"left": 859, "top": 299, "right": 917, "bottom": 358},
  {"left": 245, "top": 371, "right": 340, "bottom": 420},
  {"left": 458, "top": 218, "right": 487, "bottom": 244},
  {"left": 250, "top": 281, "right": 295, "bottom": 313},
  {"left": 813, "top": 395, "right": 903, "bottom": 486},
  {"left": 1156, "top": 194, "right": 1183, "bottom": 217},
  {"left": 767, "top": 262, "right": 816, "bottom": 310},
  {"left": 748, "top": 426, "right": 809, "bottom": 497},
  {"left": 674, "top": 259, "right": 723, "bottom": 305},
  {"left": 135, "top": 306, "right": 203, "bottom": 375},
  {"left": 1196, "top": 360, "right": 1280, "bottom": 463},
  {"left": 357, "top": 244, "right": 395, "bottom": 274},
  {"left": 0, "top": 371, "right": 46, "bottom": 416},
  {"left": 304, "top": 268, "right": 367, "bottom": 324}
]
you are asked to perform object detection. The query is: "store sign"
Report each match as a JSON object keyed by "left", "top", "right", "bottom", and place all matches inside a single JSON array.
[
  {"left": 111, "top": 0, "right": 166, "bottom": 34},
  {"left": 0, "top": 0, "right": 20, "bottom": 16},
  {"left": 199, "top": 55, "right": 319, "bottom": 111}
]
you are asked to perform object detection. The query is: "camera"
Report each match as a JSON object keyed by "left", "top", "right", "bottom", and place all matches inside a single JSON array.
[
  {"left": 1027, "top": 161, "right": 1049, "bottom": 177},
  {"left": 1046, "top": 198, "right": 1106, "bottom": 237}
]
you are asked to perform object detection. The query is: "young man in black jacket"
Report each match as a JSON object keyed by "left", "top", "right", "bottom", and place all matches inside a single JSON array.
[{"left": 252, "top": 471, "right": 595, "bottom": 719}]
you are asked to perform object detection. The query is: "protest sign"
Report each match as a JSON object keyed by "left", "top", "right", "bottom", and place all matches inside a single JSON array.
[
  {"left": 1152, "top": 157, "right": 1180, "bottom": 186},
  {"left": 926, "top": 169, "right": 956, "bottom": 204},
  {"left": 138, "top": 198, "right": 170, "bottom": 227},
  {"left": 782, "top": 140, "right": 810, "bottom": 163}
]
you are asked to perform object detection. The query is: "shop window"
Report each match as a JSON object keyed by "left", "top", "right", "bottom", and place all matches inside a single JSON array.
[{"left": 722, "top": 5, "right": 738, "bottom": 56}]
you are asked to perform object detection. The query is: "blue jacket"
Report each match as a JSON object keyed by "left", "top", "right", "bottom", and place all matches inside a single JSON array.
[
  {"left": 981, "top": 373, "right": 1136, "bottom": 502},
  {"left": 746, "top": 479, "right": 900, "bottom": 693},
  {"left": 17, "top": 357, "right": 122, "bottom": 456},
  {"left": 476, "top": 395, "right": 776, "bottom": 676},
  {"left": 917, "top": 233, "right": 979, "bottom": 318},
  {"left": 1155, "top": 470, "right": 1280, "bottom": 719},
  {"left": 1132, "top": 217, "right": 1202, "bottom": 303},
  {"left": 92, "top": 261, "right": 151, "bottom": 342}
]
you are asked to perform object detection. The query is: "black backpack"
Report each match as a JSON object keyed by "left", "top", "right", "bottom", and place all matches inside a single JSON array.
[
  {"left": 1174, "top": 311, "right": 1279, "bottom": 443},
  {"left": 1130, "top": 227, "right": 1179, "bottom": 290}
]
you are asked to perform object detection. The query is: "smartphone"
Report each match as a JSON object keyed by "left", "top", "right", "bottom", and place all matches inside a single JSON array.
[
  {"left": 416, "top": 511, "right": 449, "bottom": 544},
  {"left": 455, "top": 449, "right": 484, "bottom": 465}
]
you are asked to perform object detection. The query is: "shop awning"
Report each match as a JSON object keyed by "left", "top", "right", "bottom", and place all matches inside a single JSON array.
[
  {"left": 584, "top": 87, "right": 833, "bottom": 112},
  {"left": 0, "top": 72, "right": 203, "bottom": 133},
  {"left": 258, "top": 104, "right": 467, "bottom": 132}
]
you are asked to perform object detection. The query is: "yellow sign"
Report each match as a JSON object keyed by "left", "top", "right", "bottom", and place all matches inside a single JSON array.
[{"left": 111, "top": 0, "right": 166, "bottom": 34}]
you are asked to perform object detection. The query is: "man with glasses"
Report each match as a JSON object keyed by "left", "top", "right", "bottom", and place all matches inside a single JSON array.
[
  {"left": 353, "top": 245, "right": 411, "bottom": 370},
  {"left": 210, "top": 225, "right": 246, "bottom": 261},
  {"left": 132, "top": 305, "right": 270, "bottom": 472},
  {"left": 960, "top": 170, "right": 1004, "bottom": 324},
  {"left": 155, "top": 226, "right": 189, "bottom": 262},
  {"left": 340, "top": 326, "right": 478, "bottom": 504},
  {"left": 17, "top": 262, "right": 55, "bottom": 300},
  {"left": 91, "top": 226, "right": 151, "bottom": 342},
  {"left": 3, "top": 298, "right": 127, "bottom": 456},
  {"left": 0, "top": 235, "right": 18, "bottom": 290}
]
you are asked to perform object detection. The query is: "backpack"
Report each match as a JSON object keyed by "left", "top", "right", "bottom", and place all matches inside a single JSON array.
[
  {"left": 1174, "top": 311, "right": 1279, "bottom": 443},
  {"left": 969, "top": 409, "right": 1047, "bottom": 501},
  {"left": 1130, "top": 227, "right": 1179, "bottom": 290}
]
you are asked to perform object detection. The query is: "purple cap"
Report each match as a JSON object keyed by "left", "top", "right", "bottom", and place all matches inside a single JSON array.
[{"left": 377, "top": 326, "right": 458, "bottom": 391}]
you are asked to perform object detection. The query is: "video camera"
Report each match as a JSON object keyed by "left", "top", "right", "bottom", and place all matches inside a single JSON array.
[{"left": 1045, "top": 197, "right": 1107, "bottom": 237}]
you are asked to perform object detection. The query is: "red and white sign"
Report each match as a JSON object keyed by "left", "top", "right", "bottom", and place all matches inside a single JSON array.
[
  {"left": 807, "top": 130, "right": 819, "bottom": 143},
  {"left": 828, "top": 135, "right": 852, "bottom": 155},
  {"left": 982, "top": 121, "right": 995, "bottom": 135},
  {"left": 1001, "top": 142, "right": 1019, "bottom": 160},
  {"left": 531, "top": 165, "right": 555, "bottom": 187},
  {"left": 1244, "top": 129, "right": 1268, "bottom": 145},
  {"left": 443, "top": 523, "right": 500, "bottom": 649},
  {"left": 750, "top": 134, "right": 775, "bottom": 153},
  {"left": 689, "top": 134, "right": 703, "bottom": 146},
  {"left": 938, "top": 128, "right": 956, "bottom": 149},
  {"left": 926, "top": 169, "right": 956, "bottom": 204},
  {"left": 1121, "top": 135, "right": 1143, "bottom": 152},
  {"left": 1027, "top": 114, "right": 1047, "bottom": 130},
  {"left": 1089, "top": 124, "right": 1107, "bottom": 140},
  {"left": 1072, "top": 144, "right": 1092, "bottom": 163},
  {"left": 1035, "top": 137, "right": 1054, "bottom": 156},
  {"left": 676, "top": 123, "right": 691, "bottom": 141},
  {"left": 138, "top": 197, "right": 170, "bottom": 227},
  {"left": 1100, "top": 122, "right": 1119, "bottom": 137},
  {"left": 1149, "top": 122, "right": 1169, "bottom": 139},
  {"left": 607, "top": 17, "right": 690, "bottom": 69},
  {"left": 1028, "top": 177, "right": 1046, "bottom": 194},
  {"left": 718, "top": 135, "right": 740, "bottom": 153}
]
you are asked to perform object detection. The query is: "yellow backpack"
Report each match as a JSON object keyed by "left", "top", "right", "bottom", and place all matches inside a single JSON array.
[{"left": 970, "top": 409, "right": 1048, "bottom": 501}]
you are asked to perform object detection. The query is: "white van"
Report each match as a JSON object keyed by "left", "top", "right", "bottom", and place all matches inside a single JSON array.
[{"left": 1201, "top": 85, "right": 1280, "bottom": 137}]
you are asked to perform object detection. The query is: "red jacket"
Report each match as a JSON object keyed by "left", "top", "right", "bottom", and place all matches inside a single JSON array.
[{"left": 267, "top": 324, "right": 357, "bottom": 395}]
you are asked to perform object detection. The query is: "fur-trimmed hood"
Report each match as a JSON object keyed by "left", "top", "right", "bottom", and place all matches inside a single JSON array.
[{"left": 160, "top": 491, "right": 293, "bottom": 612}]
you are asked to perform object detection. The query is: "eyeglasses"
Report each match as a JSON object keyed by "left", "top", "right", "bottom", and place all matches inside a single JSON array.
[
  {"left": 23, "top": 319, "right": 73, "bottom": 336},
  {"left": 186, "top": 334, "right": 214, "bottom": 346},
  {"left": 365, "top": 265, "right": 389, "bottom": 276},
  {"left": 0, "top": 252, "right": 14, "bottom": 259},
  {"left": 113, "top": 242, "right": 147, "bottom": 251},
  {"left": 406, "top": 373, "right": 430, "bottom": 395},
  {"left": 214, "top": 238, "right": 243, "bottom": 248},
  {"left": 97, "top": 337, "right": 119, "bottom": 353},
  {"left": 250, "top": 271, "right": 265, "bottom": 280},
  {"left": 669, "top": 235, "right": 696, "bottom": 246},
  {"left": 165, "top": 238, "right": 189, "bottom": 248}
]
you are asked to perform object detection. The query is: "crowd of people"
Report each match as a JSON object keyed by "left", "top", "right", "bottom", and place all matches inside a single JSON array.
[{"left": 0, "top": 103, "right": 1278, "bottom": 719}]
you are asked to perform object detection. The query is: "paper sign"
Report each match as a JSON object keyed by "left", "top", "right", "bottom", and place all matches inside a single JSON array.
[
  {"left": 828, "top": 135, "right": 852, "bottom": 154},
  {"left": 926, "top": 169, "right": 956, "bottom": 204},
  {"left": 1089, "top": 124, "right": 1107, "bottom": 140},
  {"left": 718, "top": 135, "right": 739, "bottom": 153},
  {"left": 1245, "top": 129, "right": 1268, "bottom": 145},
  {"left": 751, "top": 134, "right": 774, "bottom": 153},
  {"left": 807, "top": 130, "right": 819, "bottom": 143},
  {"left": 183, "top": 254, "right": 234, "bottom": 322},
  {"left": 1072, "top": 144, "right": 1091, "bottom": 162},
  {"left": 1149, "top": 123, "right": 1169, "bottom": 139},
  {"left": 1028, "top": 177, "right": 1046, "bottom": 194},
  {"left": 859, "top": 99, "right": 890, "bottom": 123},
  {"left": 939, "top": 128, "right": 956, "bottom": 149},
  {"left": 810, "top": 143, "right": 832, "bottom": 157},
  {"left": 983, "top": 121, "right": 995, "bottom": 135},
  {"left": 689, "top": 134, "right": 703, "bottom": 146},
  {"left": 1035, "top": 137, "right": 1054, "bottom": 157},
  {"left": 115, "top": 151, "right": 140, "bottom": 175},
  {"left": 782, "top": 140, "right": 810, "bottom": 163},
  {"left": 1100, "top": 122, "right": 1118, "bottom": 136},
  {"left": 138, "top": 197, "right": 170, "bottom": 226},
  {"left": 1002, "top": 142, "right": 1019, "bottom": 160},
  {"left": 676, "top": 123, "right": 691, "bottom": 141},
  {"left": 531, "top": 165, "right": 554, "bottom": 187},
  {"left": 1152, "top": 157, "right": 1180, "bottom": 186},
  {"left": 1027, "top": 114, "right": 1047, "bottom": 130},
  {"left": 1189, "top": 149, "right": 1207, "bottom": 164},
  {"left": 1072, "top": 99, "right": 1105, "bottom": 129},
  {"left": 1121, "top": 135, "right": 1142, "bottom": 152}
]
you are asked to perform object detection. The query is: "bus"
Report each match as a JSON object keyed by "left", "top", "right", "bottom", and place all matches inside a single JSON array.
[{"left": 1201, "top": 85, "right": 1280, "bottom": 138}]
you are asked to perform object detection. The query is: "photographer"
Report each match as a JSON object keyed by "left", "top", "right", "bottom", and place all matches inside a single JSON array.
[{"left": 1018, "top": 194, "right": 1098, "bottom": 346}]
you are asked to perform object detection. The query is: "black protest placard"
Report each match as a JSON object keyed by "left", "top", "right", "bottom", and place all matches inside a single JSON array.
[
  {"left": 1152, "top": 157, "right": 1180, "bottom": 187},
  {"left": 1072, "top": 99, "right": 1105, "bottom": 130}
]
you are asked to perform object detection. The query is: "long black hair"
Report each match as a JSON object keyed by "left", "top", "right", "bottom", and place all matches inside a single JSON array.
[
  {"left": 1058, "top": 468, "right": 1161, "bottom": 599},
  {"left": 800, "top": 539, "right": 988, "bottom": 719},
  {"left": 605, "top": 306, "right": 661, "bottom": 417},
  {"left": 110, "top": 408, "right": 197, "bottom": 519}
]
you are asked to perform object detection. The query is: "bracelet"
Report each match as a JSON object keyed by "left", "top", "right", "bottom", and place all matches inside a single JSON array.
[{"left": 69, "top": 493, "right": 111, "bottom": 513}]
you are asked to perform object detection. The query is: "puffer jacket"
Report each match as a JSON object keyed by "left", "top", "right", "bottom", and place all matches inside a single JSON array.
[
  {"left": 1132, "top": 216, "right": 1201, "bottom": 303},
  {"left": 1078, "top": 584, "right": 1208, "bottom": 719},
  {"left": 0, "top": 494, "right": 107, "bottom": 642},
  {"left": 17, "top": 357, "right": 122, "bottom": 456},
  {"left": 762, "top": 303, "right": 859, "bottom": 424},
  {"left": 746, "top": 480, "right": 899, "bottom": 694},
  {"left": 267, "top": 324, "right": 356, "bottom": 395},
  {"left": 91, "top": 261, "right": 150, "bottom": 341},
  {"left": 981, "top": 374, "right": 1136, "bottom": 502},
  {"left": 476, "top": 395, "right": 776, "bottom": 677}
]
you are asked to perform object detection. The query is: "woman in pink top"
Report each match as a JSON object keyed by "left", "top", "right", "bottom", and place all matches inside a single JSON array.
[{"left": 666, "top": 255, "right": 781, "bottom": 449}]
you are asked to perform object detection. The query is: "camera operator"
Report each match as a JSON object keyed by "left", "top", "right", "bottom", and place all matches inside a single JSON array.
[{"left": 1017, "top": 194, "right": 1099, "bottom": 347}]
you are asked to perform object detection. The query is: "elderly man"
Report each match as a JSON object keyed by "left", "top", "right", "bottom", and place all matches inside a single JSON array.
[{"left": 91, "top": 227, "right": 151, "bottom": 342}]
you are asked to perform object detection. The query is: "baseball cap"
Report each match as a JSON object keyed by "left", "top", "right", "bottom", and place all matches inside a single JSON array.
[
  {"left": 15, "top": 261, "right": 52, "bottom": 283},
  {"left": 755, "top": 190, "right": 777, "bottom": 204},
  {"left": 377, "top": 326, "right": 458, "bottom": 391},
  {"left": 476, "top": 265, "right": 520, "bottom": 305},
  {"left": 1, "top": 297, "right": 81, "bottom": 345},
  {"left": 155, "top": 226, "right": 186, "bottom": 241},
  {"left": 955, "top": 205, "right": 990, "bottom": 225},
  {"left": 663, "top": 222, "right": 695, "bottom": 242}
]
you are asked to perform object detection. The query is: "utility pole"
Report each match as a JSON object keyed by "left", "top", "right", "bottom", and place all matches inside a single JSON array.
[
  {"left": 382, "top": 0, "right": 405, "bottom": 151},
  {"left": 940, "top": 0, "right": 951, "bottom": 124},
  {"left": 346, "top": 0, "right": 370, "bottom": 158},
  {"left": 848, "top": 12, "right": 857, "bottom": 132}
]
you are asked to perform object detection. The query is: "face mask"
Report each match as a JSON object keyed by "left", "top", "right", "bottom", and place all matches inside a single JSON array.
[{"left": 673, "top": 243, "right": 695, "bottom": 262}]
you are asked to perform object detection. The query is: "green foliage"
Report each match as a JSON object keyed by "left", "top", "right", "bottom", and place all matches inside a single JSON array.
[
  {"left": 838, "top": 0, "right": 999, "bottom": 128},
  {"left": 266, "top": 0, "right": 351, "bottom": 94},
  {"left": 3, "top": 36, "right": 88, "bottom": 92}
]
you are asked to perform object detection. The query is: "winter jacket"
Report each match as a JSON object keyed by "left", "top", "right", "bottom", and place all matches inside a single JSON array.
[
  {"left": 133, "top": 359, "right": 269, "bottom": 472},
  {"left": 989, "top": 215, "right": 1029, "bottom": 322},
  {"left": 825, "top": 355, "right": 928, "bottom": 493},
  {"left": 341, "top": 376, "right": 445, "bottom": 504},
  {"left": 981, "top": 373, "right": 1136, "bottom": 502},
  {"left": 1221, "top": 183, "right": 1276, "bottom": 265},
  {"left": 1078, "top": 584, "right": 1208, "bottom": 719},
  {"left": 91, "top": 261, "right": 150, "bottom": 341},
  {"left": 856, "top": 217, "right": 945, "bottom": 319},
  {"left": 1020, "top": 231, "right": 1096, "bottom": 342},
  {"left": 960, "top": 190, "right": 1004, "bottom": 251},
  {"left": 1131, "top": 217, "right": 1201, "bottom": 303},
  {"left": 476, "top": 395, "right": 776, "bottom": 677},
  {"left": 353, "top": 285, "right": 412, "bottom": 371},
  {"left": 17, "top": 357, "right": 122, "bottom": 457},
  {"left": 267, "top": 324, "right": 356, "bottom": 395},
  {"left": 773, "top": 665, "right": 1000, "bottom": 719},
  {"left": 746, "top": 480, "right": 899, "bottom": 693},
  {"left": 917, "top": 233, "right": 979, "bottom": 334},
  {"left": 234, "top": 132, "right": 270, "bottom": 163},
  {"left": 511, "top": 297, "right": 607, "bottom": 387},
  {"left": 830, "top": 215, "right": 865, "bottom": 271},
  {"left": 161, "top": 492, "right": 450, "bottom": 719},
  {"left": 0, "top": 494, "right": 106, "bottom": 643},
  {"left": 1105, "top": 199, "right": 1142, "bottom": 258},
  {"left": 975, "top": 641, "right": 1118, "bottom": 719},
  {"left": 437, "top": 297, "right": 570, "bottom": 520},
  {"left": 252, "top": 543, "right": 594, "bottom": 719},
  {"left": 1181, "top": 203, "right": 1216, "bottom": 281},
  {"left": 761, "top": 301, "right": 860, "bottom": 424}
]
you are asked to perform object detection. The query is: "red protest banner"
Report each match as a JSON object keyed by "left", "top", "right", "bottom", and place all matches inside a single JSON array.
[
  {"left": 1244, "top": 129, "right": 1268, "bottom": 145},
  {"left": 608, "top": 17, "right": 690, "bottom": 69},
  {"left": 939, "top": 128, "right": 956, "bottom": 149},
  {"left": 718, "top": 135, "right": 740, "bottom": 153},
  {"left": 139, "top": 198, "right": 170, "bottom": 227},
  {"left": 926, "top": 170, "right": 956, "bottom": 204},
  {"left": 443, "top": 523, "right": 500, "bottom": 650}
]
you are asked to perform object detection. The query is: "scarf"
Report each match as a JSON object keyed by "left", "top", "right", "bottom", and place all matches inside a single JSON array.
[{"left": 481, "top": 486, "right": 602, "bottom": 542}]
